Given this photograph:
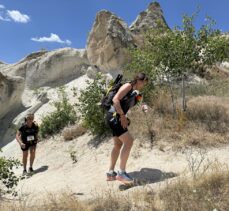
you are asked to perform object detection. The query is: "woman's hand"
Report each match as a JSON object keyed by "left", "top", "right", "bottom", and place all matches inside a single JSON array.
[
  {"left": 120, "top": 115, "right": 129, "bottom": 129},
  {"left": 20, "top": 142, "right": 26, "bottom": 149},
  {"left": 141, "top": 104, "right": 148, "bottom": 113}
]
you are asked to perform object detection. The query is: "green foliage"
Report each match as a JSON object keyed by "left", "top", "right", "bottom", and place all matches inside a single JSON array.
[
  {"left": 40, "top": 87, "right": 77, "bottom": 138},
  {"left": 69, "top": 150, "right": 78, "bottom": 164},
  {"left": 76, "top": 74, "right": 110, "bottom": 136},
  {"left": 0, "top": 152, "right": 21, "bottom": 196},
  {"left": 126, "top": 11, "right": 229, "bottom": 110}
]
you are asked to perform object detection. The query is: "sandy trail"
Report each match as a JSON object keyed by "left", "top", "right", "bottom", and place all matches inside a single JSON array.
[{"left": 2, "top": 132, "right": 229, "bottom": 204}]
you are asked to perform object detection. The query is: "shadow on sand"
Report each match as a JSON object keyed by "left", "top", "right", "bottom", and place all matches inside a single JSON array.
[
  {"left": 34, "top": 165, "right": 49, "bottom": 174},
  {"left": 128, "top": 168, "right": 177, "bottom": 186}
]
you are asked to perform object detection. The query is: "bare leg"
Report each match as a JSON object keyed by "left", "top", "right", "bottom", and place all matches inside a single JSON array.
[
  {"left": 29, "top": 146, "right": 36, "bottom": 168},
  {"left": 22, "top": 151, "right": 28, "bottom": 170},
  {"left": 109, "top": 137, "right": 123, "bottom": 171},
  {"left": 118, "top": 132, "right": 133, "bottom": 171}
]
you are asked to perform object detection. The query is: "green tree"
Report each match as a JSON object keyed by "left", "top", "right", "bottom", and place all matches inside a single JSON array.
[
  {"left": 126, "top": 12, "right": 229, "bottom": 113},
  {"left": 76, "top": 74, "right": 109, "bottom": 136}
]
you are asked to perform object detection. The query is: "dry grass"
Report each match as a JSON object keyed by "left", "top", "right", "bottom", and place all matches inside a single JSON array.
[
  {"left": 159, "top": 168, "right": 229, "bottom": 211},
  {"left": 0, "top": 193, "right": 87, "bottom": 211},
  {"left": 186, "top": 77, "right": 229, "bottom": 97},
  {"left": 0, "top": 191, "right": 133, "bottom": 211},
  {"left": 187, "top": 96, "right": 229, "bottom": 133},
  {"left": 128, "top": 107, "right": 156, "bottom": 147},
  {"left": 128, "top": 94, "right": 229, "bottom": 150},
  {"left": 1, "top": 167, "right": 228, "bottom": 211},
  {"left": 88, "top": 190, "right": 132, "bottom": 211},
  {"left": 151, "top": 89, "right": 175, "bottom": 115},
  {"left": 62, "top": 124, "right": 87, "bottom": 141}
]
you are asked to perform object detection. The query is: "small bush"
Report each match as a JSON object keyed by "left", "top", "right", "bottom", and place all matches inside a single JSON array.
[
  {"left": 40, "top": 87, "right": 77, "bottom": 138},
  {"left": 0, "top": 153, "right": 21, "bottom": 197},
  {"left": 76, "top": 74, "right": 110, "bottom": 136}
]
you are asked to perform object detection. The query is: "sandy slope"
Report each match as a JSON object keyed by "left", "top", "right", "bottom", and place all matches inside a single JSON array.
[
  {"left": 1, "top": 132, "right": 229, "bottom": 204},
  {"left": 1, "top": 72, "right": 228, "bottom": 204}
]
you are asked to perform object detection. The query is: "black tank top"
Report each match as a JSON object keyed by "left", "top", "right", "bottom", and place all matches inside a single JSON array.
[
  {"left": 19, "top": 122, "right": 39, "bottom": 143},
  {"left": 120, "top": 89, "right": 139, "bottom": 114}
]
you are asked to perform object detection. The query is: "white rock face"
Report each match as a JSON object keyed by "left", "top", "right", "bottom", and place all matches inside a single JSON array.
[
  {"left": 2, "top": 48, "right": 89, "bottom": 89},
  {"left": 86, "top": 10, "right": 135, "bottom": 72},
  {"left": 0, "top": 48, "right": 92, "bottom": 145},
  {"left": 0, "top": 72, "right": 24, "bottom": 119}
]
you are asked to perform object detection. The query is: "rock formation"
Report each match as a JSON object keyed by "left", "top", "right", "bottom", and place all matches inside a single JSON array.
[
  {"left": 1, "top": 48, "right": 89, "bottom": 89},
  {"left": 130, "top": 1, "right": 169, "bottom": 46},
  {"left": 86, "top": 2, "right": 168, "bottom": 72},
  {"left": 86, "top": 10, "right": 135, "bottom": 72},
  {"left": 0, "top": 72, "right": 24, "bottom": 119}
]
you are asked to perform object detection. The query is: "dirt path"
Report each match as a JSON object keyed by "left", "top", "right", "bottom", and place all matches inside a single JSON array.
[{"left": 1, "top": 134, "right": 229, "bottom": 204}]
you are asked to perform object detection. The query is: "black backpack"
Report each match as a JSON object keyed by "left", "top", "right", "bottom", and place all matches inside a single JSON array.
[{"left": 100, "top": 74, "right": 123, "bottom": 110}]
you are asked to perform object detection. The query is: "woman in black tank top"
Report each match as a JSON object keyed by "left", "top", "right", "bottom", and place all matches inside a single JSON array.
[
  {"left": 16, "top": 113, "right": 39, "bottom": 175},
  {"left": 106, "top": 73, "right": 148, "bottom": 183}
]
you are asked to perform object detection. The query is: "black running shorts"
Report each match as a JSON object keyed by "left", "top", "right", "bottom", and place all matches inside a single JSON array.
[
  {"left": 21, "top": 142, "right": 37, "bottom": 151},
  {"left": 106, "top": 112, "right": 128, "bottom": 137}
]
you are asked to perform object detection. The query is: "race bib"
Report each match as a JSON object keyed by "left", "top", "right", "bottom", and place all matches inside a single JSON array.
[{"left": 27, "top": 135, "right": 35, "bottom": 142}]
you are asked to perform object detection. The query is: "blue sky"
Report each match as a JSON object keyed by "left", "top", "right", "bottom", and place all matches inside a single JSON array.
[{"left": 0, "top": 0, "right": 229, "bottom": 64}]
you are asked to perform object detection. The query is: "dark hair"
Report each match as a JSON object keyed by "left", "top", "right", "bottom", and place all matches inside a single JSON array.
[
  {"left": 24, "top": 113, "right": 34, "bottom": 123},
  {"left": 131, "top": 73, "right": 148, "bottom": 85}
]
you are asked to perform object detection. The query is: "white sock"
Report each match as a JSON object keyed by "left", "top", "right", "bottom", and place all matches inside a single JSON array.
[
  {"left": 109, "top": 170, "right": 114, "bottom": 174},
  {"left": 119, "top": 170, "right": 126, "bottom": 174}
]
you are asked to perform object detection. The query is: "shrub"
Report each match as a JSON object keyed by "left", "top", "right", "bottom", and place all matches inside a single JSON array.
[
  {"left": 40, "top": 87, "right": 77, "bottom": 138},
  {"left": 76, "top": 74, "right": 110, "bottom": 136},
  {"left": 0, "top": 153, "right": 21, "bottom": 197}
]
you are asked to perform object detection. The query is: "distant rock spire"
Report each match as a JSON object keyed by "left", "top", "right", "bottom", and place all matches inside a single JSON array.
[{"left": 130, "top": 1, "right": 168, "bottom": 33}]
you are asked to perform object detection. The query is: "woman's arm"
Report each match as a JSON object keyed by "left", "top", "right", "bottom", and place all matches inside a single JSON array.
[
  {"left": 112, "top": 83, "right": 132, "bottom": 129},
  {"left": 112, "top": 83, "right": 132, "bottom": 115},
  {"left": 16, "top": 131, "right": 25, "bottom": 148}
]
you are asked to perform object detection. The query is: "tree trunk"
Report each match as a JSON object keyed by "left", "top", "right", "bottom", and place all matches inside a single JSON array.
[
  {"left": 182, "top": 73, "right": 186, "bottom": 112},
  {"left": 168, "top": 75, "right": 176, "bottom": 116}
]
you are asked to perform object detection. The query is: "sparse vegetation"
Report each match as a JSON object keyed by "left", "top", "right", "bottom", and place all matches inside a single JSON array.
[
  {"left": 40, "top": 87, "right": 77, "bottom": 138},
  {"left": 69, "top": 150, "right": 78, "bottom": 164},
  {"left": 0, "top": 152, "right": 21, "bottom": 197},
  {"left": 159, "top": 167, "right": 229, "bottom": 211}
]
